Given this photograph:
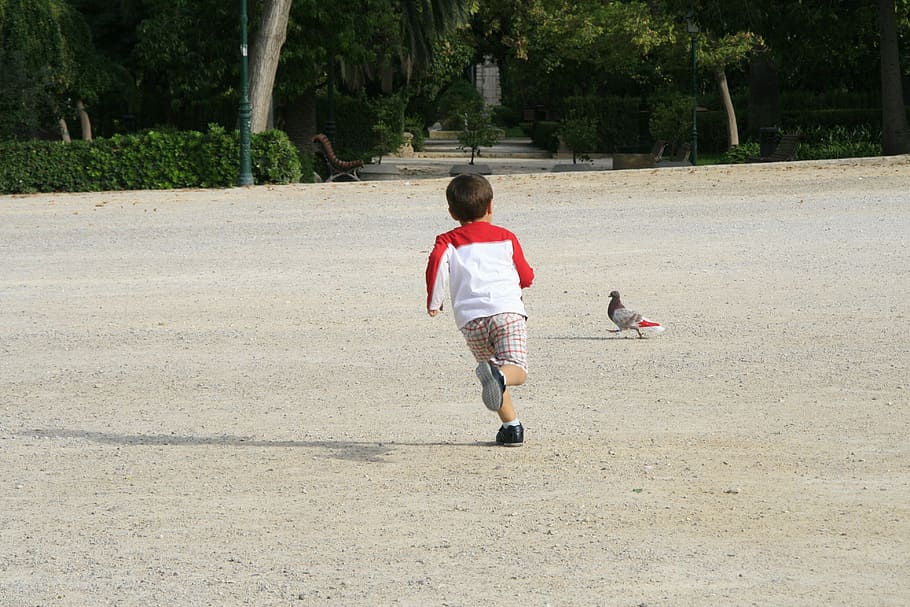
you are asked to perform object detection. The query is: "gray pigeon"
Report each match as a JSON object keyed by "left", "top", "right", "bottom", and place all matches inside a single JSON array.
[{"left": 608, "top": 290, "right": 665, "bottom": 338}]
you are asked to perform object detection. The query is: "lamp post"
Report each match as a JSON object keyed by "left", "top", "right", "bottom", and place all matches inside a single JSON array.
[
  {"left": 238, "top": 0, "right": 254, "bottom": 186},
  {"left": 686, "top": 11, "right": 699, "bottom": 166}
]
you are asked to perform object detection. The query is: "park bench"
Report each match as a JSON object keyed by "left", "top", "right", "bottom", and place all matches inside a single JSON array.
[
  {"left": 749, "top": 133, "right": 800, "bottom": 162},
  {"left": 650, "top": 139, "right": 668, "bottom": 162},
  {"left": 313, "top": 134, "right": 364, "bottom": 182},
  {"left": 656, "top": 143, "right": 692, "bottom": 167}
]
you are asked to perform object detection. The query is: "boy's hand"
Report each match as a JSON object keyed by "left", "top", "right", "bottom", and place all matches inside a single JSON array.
[{"left": 428, "top": 309, "right": 440, "bottom": 317}]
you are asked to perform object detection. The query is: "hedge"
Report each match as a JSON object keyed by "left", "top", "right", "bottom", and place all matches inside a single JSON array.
[{"left": 0, "top": 126, "right": 305, "bottom": 195}]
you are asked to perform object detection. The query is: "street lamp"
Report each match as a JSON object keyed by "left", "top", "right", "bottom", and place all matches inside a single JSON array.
[
  {"left": 686, "top": 10, "right": 699, "bottom": 166},
  {"left": 238, "top": 0, "right": 254, "bottom": 186}
]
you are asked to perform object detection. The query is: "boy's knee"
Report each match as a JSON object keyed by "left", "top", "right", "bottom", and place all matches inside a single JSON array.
[{"left": 501, "top": 364, "right": 527, "bottom": 386}]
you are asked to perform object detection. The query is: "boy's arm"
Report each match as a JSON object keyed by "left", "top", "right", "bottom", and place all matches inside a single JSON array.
[
  {"left": 511, "top": 236, "right": 535, "bottom": 288},
  {"left": 425, "top": 238, "right": 449, "bottom": 313}
]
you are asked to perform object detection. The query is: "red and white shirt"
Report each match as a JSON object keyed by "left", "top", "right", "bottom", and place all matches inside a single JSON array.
[{"left": 426, "top": 221, "right": 534, "bottom": 328}]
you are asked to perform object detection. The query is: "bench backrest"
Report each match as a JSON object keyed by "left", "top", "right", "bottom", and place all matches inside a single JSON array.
[
  {"left": 769, "top": 134, "right": 800, "bottom": 161},
  {"left": 312, "top": 134, "right": 364, "bottom": 170}
]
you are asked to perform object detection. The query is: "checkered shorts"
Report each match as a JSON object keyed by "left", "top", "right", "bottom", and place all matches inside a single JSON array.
[{"left": 460, "top": 313, "right": 528, "bottom": 372}]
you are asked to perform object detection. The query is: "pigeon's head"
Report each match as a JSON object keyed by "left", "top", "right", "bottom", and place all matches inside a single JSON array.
[{"left": 608, "top": 290, "right": 621, "bottom": 299}]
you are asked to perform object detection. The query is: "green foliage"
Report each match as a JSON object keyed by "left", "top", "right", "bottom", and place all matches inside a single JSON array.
[
  {"left": 133, "top": 0, "right": 236, "bottom": 126},
  {"left": 721, "top": 142, "right": 759, "bottom": 164},
  {"left": 720, "top": 125, "right": 882, "bottom": 164},
  {"left": 529, "top": 121, "right": 561, "bottom": 153},
  {"left": 368, "top": 93, "right": 406, "bottom": 162},
  {"left": 794, "top": 124, "right": 882, "bottom": 160},
  {"left": 436, "top": 79, "right": 485, "bottom": 129},
  {"left": 491, "top": 105, "right": 521, "bottom": 128},
  {"left": 0, "top": 127, "right": 302, "bottom": 194},
  {"left": 251, "top": 129, "right": 304, "bottom": 184},
  {"left": 403, "top": 115, "right": 427, "bottom": 150},
  {"left": 558, "top": 114, "right": 599, "bottom": 163},
  {"left": 560, "top": 95, "right": 642, "bottom": 152},
  {"left": 648, "top": 92, "right": 691, "bottom": 146},
  {"left": 457, "top": 103, "right": 502, "bottom": 164},
  {"left": 0, "top": 0, "right": 92, "bottom": 139}
]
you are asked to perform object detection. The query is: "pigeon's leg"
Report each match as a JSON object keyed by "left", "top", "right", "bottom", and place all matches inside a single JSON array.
[{"left": 636, "top": 328, "right": 643, "bottom": 338}]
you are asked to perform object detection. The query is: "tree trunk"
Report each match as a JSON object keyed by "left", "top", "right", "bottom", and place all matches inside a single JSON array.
[
  {"left": 77, "top": 99, "right": 93, "bottom": 142},
  {"left": 58, "top": 118, "right": 72, "bottom": 143},
  {"left": 879, "top": 0, "right": 910, "bottom": 155},
  {"left": 715, "top": 69, "right": 739, "bottom": 149},
  {"left": 249, "top": 0, "right": 292, "bottom": 133}
]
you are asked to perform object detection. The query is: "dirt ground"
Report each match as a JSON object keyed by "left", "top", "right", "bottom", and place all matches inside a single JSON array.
[{"left": 1, "top": 157, "right": 909, "bottom": 606}]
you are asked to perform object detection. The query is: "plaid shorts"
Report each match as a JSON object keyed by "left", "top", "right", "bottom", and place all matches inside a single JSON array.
[{"left": 460, "top": 312, "right": 528, "bottom": 372}]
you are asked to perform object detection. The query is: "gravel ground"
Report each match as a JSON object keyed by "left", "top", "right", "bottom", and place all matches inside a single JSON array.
[{"left": 1, "top": 157, "right": 909, "bottom": 606}]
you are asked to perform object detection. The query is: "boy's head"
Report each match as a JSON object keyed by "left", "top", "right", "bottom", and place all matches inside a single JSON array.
[{"left": 446, "top": 173, "right": 493, "bottom": 222}]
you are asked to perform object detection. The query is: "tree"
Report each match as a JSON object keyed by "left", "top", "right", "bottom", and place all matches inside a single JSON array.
[
  {"left": 457, "top": 102, "right": 501, "bottom": 164},
  {"left": 698, "top": 31, "right": 763, "bottom": 149},
  {"left": 879, "top": 0, "right": 910, "bottom": 154},
  {"left": 249, "top": 0, "right": 292, "bottom": 132},
  {"left": 0, "top": 0, "right": 93, "bottom": 140}
]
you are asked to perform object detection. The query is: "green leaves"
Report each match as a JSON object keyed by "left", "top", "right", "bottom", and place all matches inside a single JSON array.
[{"left": 0, "top": 127, "right": 303, "bottom": 194}]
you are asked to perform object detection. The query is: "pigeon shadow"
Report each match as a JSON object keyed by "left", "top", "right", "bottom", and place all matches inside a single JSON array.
[
  {"left": 22, "top": 428, "right": 488, "bottom": 463},
  {"left": 541, "top": 335, "right": 653, "bottom": 342}
]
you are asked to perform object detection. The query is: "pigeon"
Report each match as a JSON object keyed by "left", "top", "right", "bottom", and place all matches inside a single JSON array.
[{"left": 607, "top": 290, "right": 665, "bottom": 338}]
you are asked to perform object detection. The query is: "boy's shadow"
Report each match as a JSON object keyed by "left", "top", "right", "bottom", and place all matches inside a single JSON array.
[{"left": 24, "top": 429, "right": 489, "bottom": 463}]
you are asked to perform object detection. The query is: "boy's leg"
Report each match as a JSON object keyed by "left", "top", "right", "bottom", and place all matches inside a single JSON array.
[
  {"left": 499, "top": 364, "right": 527, "bottom": 388},
  {"left": 498, "top": 390, "right": 517, "bottom": 423}
]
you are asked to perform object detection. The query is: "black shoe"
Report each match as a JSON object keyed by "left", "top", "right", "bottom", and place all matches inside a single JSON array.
[
  {"left": 475, "top": 362, "right": 505, "bottom": 411},
  {"left": 496, "top": 423, "right": 524, "bottom": 447}
]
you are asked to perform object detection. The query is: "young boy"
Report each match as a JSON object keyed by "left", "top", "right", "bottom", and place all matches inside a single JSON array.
[{"left": 425, "top": 174, "right": 535, "bottom": 446}]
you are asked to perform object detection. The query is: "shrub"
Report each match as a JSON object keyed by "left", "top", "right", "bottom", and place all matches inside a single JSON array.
[
  {"left": 649, "top": 92, "right": 692, "bottom": 147},
  {"left": 529, "top": 121, "right": 561, "bottom": 152},
  {"left": 792, "top": 124, "right": 882, "bottom": 160},
  {"left": 0, "top": 126, "right": 302, "bottom": 194},
  {"left": 721, "top": 142, "right": 759, "bottom": 164},
  {"left": 251, "top": 129, "right": 303, "bottom": 184},
  {"left": 559, "top": 113, "right": 599, "bottom": 163},
  {"left": 403, "top": 115, "right": 427, "bottom": 151},
  {"left": 436, "top": 79, "right": 484, "bottom": 130},
  {"left": 457, "top": 102, "right": 502, "bottom": 164}
]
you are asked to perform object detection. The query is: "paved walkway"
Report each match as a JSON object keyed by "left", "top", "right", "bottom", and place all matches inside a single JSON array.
[{"left": 378, "top": 137, "right": 615, "bottom": 178}]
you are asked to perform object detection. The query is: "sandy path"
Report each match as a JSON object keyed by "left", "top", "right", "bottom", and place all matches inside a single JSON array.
[{"left": 1, "top": 157, "right": 909, "bottom": 606}]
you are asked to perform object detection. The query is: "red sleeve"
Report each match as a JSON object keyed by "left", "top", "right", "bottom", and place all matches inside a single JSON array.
[
  {"left": 425, "top": 235, "right": 449, "bottom": 309},
  {"left": 510, "top": 235, "right": 534, "bottom": 288}
]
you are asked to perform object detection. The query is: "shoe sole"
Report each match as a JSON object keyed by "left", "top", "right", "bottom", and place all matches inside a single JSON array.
[
  {"left": 475, "top": 362, "right": 503, "bottom": 411},
  {"left": 497, "top": 440, "right": 524, "bottom": 447}
]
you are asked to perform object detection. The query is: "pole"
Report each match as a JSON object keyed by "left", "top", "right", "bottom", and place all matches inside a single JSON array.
[
  {"left": 690, "top": 32, "right": 698, "bottom": 166},
  {"left": 325, "top": 42, "right": 337, "bottom": 145},
  {"left": 238, "top": 0, "right": 254, "bottom": 186}
]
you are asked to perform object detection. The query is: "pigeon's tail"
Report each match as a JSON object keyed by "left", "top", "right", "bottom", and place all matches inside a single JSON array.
[{"left": 638, "top": 318, "right": 666, "bottom": 334}]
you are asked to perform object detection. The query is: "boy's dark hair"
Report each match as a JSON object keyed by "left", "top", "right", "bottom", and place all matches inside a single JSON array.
[{"left": 446, "top": 173, "right": 493, "bottom": 221}]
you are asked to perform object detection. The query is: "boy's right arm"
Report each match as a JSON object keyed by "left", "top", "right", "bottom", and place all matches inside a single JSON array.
[{"left": 426, "top": 237, "right": 449, "bottom": 315}]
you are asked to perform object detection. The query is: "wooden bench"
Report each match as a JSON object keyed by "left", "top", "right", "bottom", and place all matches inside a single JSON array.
[
  {"left": 313, "top": 134, "right": 364, "bottom": 182},
  {"left": 749, "top": 133, "right": 800, "bottom": 162},
  {"left": 656, "top": 143, "right": 691, "bottom": 167}
]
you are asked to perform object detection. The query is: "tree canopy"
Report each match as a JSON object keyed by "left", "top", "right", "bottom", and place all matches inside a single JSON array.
[{"left": 0, "top": 0, "right": 907, "bottom": 155}]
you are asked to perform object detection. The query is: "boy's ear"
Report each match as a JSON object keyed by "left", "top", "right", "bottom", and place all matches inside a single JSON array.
[{"left": 487, "top": 200, "right": 494, "bottom": 215}]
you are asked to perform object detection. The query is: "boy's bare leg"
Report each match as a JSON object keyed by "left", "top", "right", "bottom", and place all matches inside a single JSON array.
[
  {"left": 498, "top": 391, "right": 517, "bottom": 423},
  {"left": 496, "top": 364, "right": 527, "bottom": 423},
  {"left": 499, "top": 364, "right": 527, "bottom": 388}
]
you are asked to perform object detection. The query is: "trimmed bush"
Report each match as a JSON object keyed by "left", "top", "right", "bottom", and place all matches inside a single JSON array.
[
  {"left": 529, "top": 121, "right": 561, "bottom": 153},
  {"left": 0, "top": 127, "right": 302, "bottom": 194}
]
